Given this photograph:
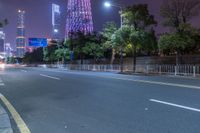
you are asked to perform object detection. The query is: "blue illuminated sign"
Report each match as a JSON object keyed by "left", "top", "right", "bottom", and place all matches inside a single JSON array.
[{"left": 28, "top": 38, "right": 48, "bottom": 47}]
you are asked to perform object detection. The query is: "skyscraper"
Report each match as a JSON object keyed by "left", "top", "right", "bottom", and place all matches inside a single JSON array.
[
  {"left": 65, "top": 0, "right": 93, "bottom": 38},
  {"left": 16, "top": 10, "right": 26, "bottom": 58},
  {"left": 0, "top": 28, "right": 5, "bottom": 53},
  {"left": 52, "top": 4, "right": 61, "bottom": 40}
]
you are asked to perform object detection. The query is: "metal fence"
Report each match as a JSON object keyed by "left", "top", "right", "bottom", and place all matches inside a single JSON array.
[{"left": 36, "top": 64, "right": 200, "bottom": 77}]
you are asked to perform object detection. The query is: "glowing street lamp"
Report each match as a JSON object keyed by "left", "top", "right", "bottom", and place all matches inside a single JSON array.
[
  {"left": 104, "top": 1, "right": 111, "bottom": 8},
  {"left": 103, "top": 1, "right": 124, "bottom": 72},
  {"left": 54, "top": 29, "right": 59, "bottom": 33}
]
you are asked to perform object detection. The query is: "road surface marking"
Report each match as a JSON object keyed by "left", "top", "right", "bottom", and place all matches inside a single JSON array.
[
  {"left": 21, "top": 70, "right": 27, "bottom": 72},
  {"left": 40, "top": 74, "right": 60, "bottom": 80},
  {"left": 0, "top": 93, "right": 31, "bottom": 133},
  {"left": 150, "top": 99, "right": 200, "bottom": 113},
  {"left": 0, "top": 78, "right": 4, "bottom": 86},
  {"left": 36, "top": 69, "right": 200, "bottom": 90},
  {"left": 105, "top": 77, "right": 200, "bottom": 90}
]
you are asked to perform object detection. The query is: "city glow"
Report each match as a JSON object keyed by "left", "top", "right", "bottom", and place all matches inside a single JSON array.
[{"left": 0, "top": 63, "right": 5, "bottom": 69}]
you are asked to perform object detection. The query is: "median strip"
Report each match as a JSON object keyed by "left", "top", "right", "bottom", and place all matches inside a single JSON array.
[
  {"left": 40, "top": 74, "right": 60, "bottom": 80},
  {"left": 0, "top": 93, "right": 31, "bottom": 133},
  {"left": 150, "top": 99, "right": 200, "bottom": 113}
]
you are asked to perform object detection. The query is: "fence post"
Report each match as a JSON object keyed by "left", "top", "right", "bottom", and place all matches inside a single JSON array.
[
  {"left": 146, "top": 65, "right": 149, "bottom": 74},
  {"left": 159, "top": 65, "right": 162, "bottom": 75},
  {"left": 175, "top": 66, "right": 177, "bottom": 76},
  {"left": 193, "top": 66, "right": 196, "bottom": 77}
]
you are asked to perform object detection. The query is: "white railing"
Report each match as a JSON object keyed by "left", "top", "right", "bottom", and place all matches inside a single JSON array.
[{"left": 35, "top": 64, "right": 200, "bottom": 77}]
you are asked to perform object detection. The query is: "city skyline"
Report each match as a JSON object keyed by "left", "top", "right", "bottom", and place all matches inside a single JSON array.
[{"left": 1, "top": 0, "right": 200, "bottom": 49}]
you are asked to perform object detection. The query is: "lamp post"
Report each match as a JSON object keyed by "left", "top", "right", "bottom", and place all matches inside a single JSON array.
[{"left": 104, "top": 1, "right": 124, "bottom": 72}]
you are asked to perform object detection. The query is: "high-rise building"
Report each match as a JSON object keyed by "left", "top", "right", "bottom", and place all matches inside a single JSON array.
[
  {"left": 0, "top": 29, "right": 5, "bottom": 53},
  {"left": 16, "top": 10, "right": 26, "bottom": 58},
  {"left": 5, "top": 43, "right": 13, "bottom": 58},
  {"left": 65, "top": 0, "right": 93, "bottom": 38},
  {"left": 52, "top": 4, "right": 61, "bottom": 40}
]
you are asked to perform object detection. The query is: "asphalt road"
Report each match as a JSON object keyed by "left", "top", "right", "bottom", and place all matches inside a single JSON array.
[{"left": 0, "top": 66, "right": 200, "bottom": 133}]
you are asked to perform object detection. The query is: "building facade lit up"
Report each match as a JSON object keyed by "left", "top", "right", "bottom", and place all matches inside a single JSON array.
[
  {"left": 0, "top": 29, "right": 5, "bottom": 53},
  {"left": 16, "top": 10, "right": 26, "bottom": 58},
  {"left": 52, "top": 4, "right": 61, "bottom": 40},
  {"left": 65, "top": 0, "right": 93, "bottom": 38}
]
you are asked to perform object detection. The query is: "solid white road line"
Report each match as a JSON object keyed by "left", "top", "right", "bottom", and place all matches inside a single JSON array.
[
  {"left": 21, "top": 70, "right": 27, "bottom": 72},
  {"left": 150, "top": 99, "right": 200, "bottom": 113},
  {"left": 0, "top": 93, "right": 31, "bottom": 133},
  {"left": 36, "top": 69, "right": 200, "bottom": 90},
  {"left": 104, "top": 77, "right": 200, "bottom": 90},
  {"left": 40, "top": 74, "right": 60, "bottom": 80}
]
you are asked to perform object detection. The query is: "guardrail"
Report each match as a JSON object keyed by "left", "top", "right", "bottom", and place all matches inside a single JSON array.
[{"left": 33, "top": 64, "right": 200, "bottom": 77}]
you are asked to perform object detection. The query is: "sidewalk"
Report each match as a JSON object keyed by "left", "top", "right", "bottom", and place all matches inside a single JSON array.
[{"left": 0, "top": 103, "right": 13, "bottom": 133}]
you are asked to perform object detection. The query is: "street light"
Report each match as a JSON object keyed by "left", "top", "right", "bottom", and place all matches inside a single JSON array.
[
  {"left": 104, "top": 1, "right": 111, "bottom": 7},
  {"left": 104, "top": 1, "right": 124, "bottom": 72},
  {"left": 104, "top": 2, "right": 123, "bottom": 27},
  {"left": 54, "top": 29, "right": 58, "bottom": 33}
]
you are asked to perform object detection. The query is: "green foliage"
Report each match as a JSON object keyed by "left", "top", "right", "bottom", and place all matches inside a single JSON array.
[
  {"left": 122, "top": 4, "right": 157, "bottom": 30},
  {"left": 159, "top": 33, "right": 195, "bottom": 54},
  {"left": 43, "top": 45, "right": 57, "bottom": 63},
  {"left": 6, "top": 57, "right": 16, "bottom": 64},
  {"left": 83, "top": 42, "right": 104, "bottom": 59},
  {"left": 23, "top": 47, "right": 44, "bottom": 64},
  {"left": 55, "top": 48, "right": 70, "bottom": 61},
  {"left": 111, "top": 26, "right": 131, "bottom": 50},
  {"left": 0, "top": 19, "right": 8, "bottom": 28},
  {"left": 101, "top": 22, "right": 118, "bottom": 49}
]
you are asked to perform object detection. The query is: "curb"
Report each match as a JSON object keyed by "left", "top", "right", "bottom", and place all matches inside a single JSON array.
[{"left": 0, "top": 103, "right": 13, "bottom": 133}]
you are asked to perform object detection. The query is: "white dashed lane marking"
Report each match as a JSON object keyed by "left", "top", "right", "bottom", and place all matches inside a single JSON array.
[{"left": 0, "top": 78, "right": 4, "bottom": 86}]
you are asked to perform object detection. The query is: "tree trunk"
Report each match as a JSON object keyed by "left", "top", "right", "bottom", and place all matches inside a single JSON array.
[
  {"left": 110, "top": 48, "right": 116, "bottom": 64},
  {"left": 80, "top": 54, "right": 83, "bottom": 65},
  {"left": 93, "top": 56, "right": 96, "bottom": 64},
  {"left": 120, "top": 47, "right": 124, "bottom": 73},
  {"left": 176, "top": 51, "right": 181, "bottom": 66},
  {"left": 133, "top": 46, "right": 137, "bottom": 73}
]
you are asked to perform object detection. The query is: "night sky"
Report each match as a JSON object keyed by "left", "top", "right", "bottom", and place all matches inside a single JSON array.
[{"left": 0, "top": 0, "right": 200, "bottom": 49}]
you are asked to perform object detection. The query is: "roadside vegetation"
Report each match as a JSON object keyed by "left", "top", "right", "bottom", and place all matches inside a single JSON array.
[{"left": 22, "top": 0, "right": 200, "bottom": 66}]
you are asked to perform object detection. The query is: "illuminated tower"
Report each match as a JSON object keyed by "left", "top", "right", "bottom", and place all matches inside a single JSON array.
[
  {"left": 16, "top": 10, "right": 26, "bottom": 58},
  {"left": 52, "top": 4, "right": 61, "bottom": 40},
  {"left": 65, "top": 0, "right": 93, "bottom": 38}
]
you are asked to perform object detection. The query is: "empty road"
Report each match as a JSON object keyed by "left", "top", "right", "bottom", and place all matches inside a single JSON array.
[{"left": 0, "top": 66, "right": 200, "bottom": 133}]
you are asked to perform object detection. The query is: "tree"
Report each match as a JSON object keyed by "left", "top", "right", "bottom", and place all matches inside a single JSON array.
[
  {"left": 158, "top": 32, "right": 195, "bottom": 65},
  {"left": 0, "top": 19, "right": 8, "bottom": 28},
  {"left": 122, "top": 4, "right": 157, "bottom": 72},
  {"left": 23, "top": 47, "right": 44, "bottom": 64},
  {"left": 69, "top": 31, "right": 88, "bottom": 64},
  {"left": 122, "top": 4, "right": 157, "bottom": 30},
  {"left": 55, "top": 48, "right": 70, "bottom": 63},
  {"left": 43, "top": 45, "right": 57, "bottom": 63},
  {"left": 101, "top": 22, "right": 118, "bottom": 64},
  {"left": 111, "top": 26, "right": 131, "bottom": 72},
  {"left": 83, "top": 42, "right": 104, "bottom": 64},
  {"left": 160, "top": 0, "right": 200, "bottom": 31}
]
